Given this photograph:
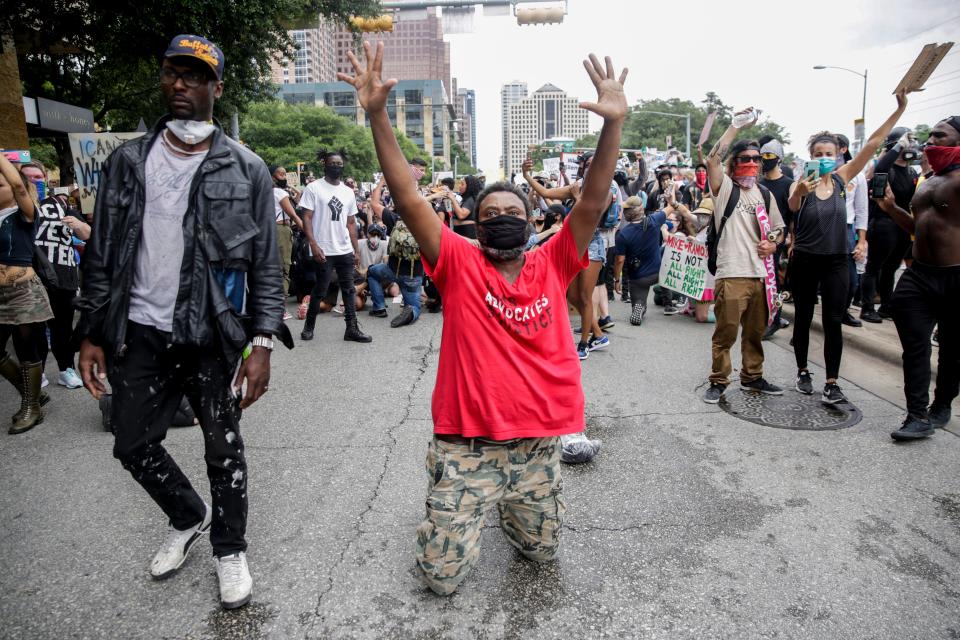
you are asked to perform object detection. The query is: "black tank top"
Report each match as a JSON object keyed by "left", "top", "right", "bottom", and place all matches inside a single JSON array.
[{"left": 793, "top": 174, "right": 847, "bottom": 255}]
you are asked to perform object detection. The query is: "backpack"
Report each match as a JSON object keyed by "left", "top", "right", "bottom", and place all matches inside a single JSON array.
[
  {"left": 706, "top": 184, "right": 772, "bottom": 276},
  {"left": 387, "top": 218, "right": 420, "bottom": 266},
  {"left": 601, "top": 184, "right": 622, "bottom": 229}
]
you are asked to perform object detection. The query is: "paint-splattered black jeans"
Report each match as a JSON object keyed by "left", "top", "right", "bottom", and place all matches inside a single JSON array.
[{"left": 108, "top": 321, "right": 247, "bottom": 557}]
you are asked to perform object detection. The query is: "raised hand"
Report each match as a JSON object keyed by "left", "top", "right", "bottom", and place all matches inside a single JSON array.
[
  {"left": 578, "top": 54, "right": 628, "bottom": 122},
  {"left": 336, "top": 41, "right": 397, "bottom": 113}
]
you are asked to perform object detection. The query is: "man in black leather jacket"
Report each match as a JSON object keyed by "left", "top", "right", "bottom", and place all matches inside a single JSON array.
[{"left": 75, "top": 35, "right": 285, "bottom": 610}]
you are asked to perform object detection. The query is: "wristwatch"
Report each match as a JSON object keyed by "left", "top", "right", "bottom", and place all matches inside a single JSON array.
[{"left": 251, "top": 335, "right": 274, "bottom": 351}]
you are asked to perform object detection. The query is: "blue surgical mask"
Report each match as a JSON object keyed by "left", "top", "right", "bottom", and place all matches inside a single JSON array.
[{"left": 818, "top": 157, "right": 836, "bottom": 175}]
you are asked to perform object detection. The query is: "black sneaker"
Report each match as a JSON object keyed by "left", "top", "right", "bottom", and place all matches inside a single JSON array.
[
  {"left": 663, "top": 304, "right": 679, "bottom": 316},
  {"left": 300, "top": 329, "right": 314, "bottom": 341},
  {"left": 390, "top": 307, "right": 416, "bottom": 328},
  {"left": 860, "top": 309, "right": 882, "bottom": 323},
  {"left": 929, "top": 403, "right": 952, "bottom": 428},
  {"left": 369, "top": 308, "right": 388, "bottom": 318},
  {"left": 599, "top": 315, "right": 615, "bottom": 330},
  {"left": 762, "top": 323, "right": 779, "bottom": 341},
  {"left": 821, "top": 382, "right": 847, "bottom": 404},
  {"left": 891, "top": 415, "right": 935, "bottom": 441},
  {"left": 796, "top": 371, "right": 814, "bottom": 395},
  {"left": 621, "top": 295, "right": 631, "bottom": 304},
  {"left": 741, "top": 378, "right": 784, "bottom": 395},
  {"left": 878, "top": 306, "right": 894, "bottom": 320},
  {"left": 703, "top": 383, "right": 727, "bottom": 404},
  {"left": 629, "top": 303, "right": 645, "bottom": 326},
  {"left": 842, "top": 312, "right": 862, "bottom": 327},
  {"left": 779, "top": 317, "right": 791, "bottom": 329}
]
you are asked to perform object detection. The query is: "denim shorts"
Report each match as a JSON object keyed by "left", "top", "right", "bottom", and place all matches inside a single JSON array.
[{"left": 588, "top": 231, "right": 605, "bottom": 263}]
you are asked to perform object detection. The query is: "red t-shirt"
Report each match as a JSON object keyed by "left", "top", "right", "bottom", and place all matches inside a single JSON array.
[{"left": 424, "top": 222, "right": 588, "bottom": 439}]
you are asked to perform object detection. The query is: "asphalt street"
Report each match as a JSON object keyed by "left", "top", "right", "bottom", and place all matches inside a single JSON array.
[{"left": 1, "top": 298, "right": 958, "bottom": 640}]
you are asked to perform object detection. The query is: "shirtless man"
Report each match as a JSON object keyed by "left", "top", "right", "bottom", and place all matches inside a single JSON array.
[{"left": 874, "top": 116, "right": 960, "bottom": 440}]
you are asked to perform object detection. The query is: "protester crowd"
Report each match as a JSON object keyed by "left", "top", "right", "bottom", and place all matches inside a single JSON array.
[{"left": 1, "top": 33, "right": 957, "bottom": 610}]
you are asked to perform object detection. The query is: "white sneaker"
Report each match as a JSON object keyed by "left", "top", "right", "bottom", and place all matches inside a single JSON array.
[
  {"left": 282, "top": 311, "right": 293, "bottom": 321},
  {"left": 57, "top": 367, "right": 83, "bottom": 389},
  {"left": 148, "top": 503, "right": 211, "bottom": 579},
  {"left": 216, "top": 552, "right": 252, "bottom": 609},
  {"left": 40, "top": 373, "right": 49, "bottom": 388}
]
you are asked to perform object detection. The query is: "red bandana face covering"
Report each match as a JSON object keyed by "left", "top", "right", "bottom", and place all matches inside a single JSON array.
[
  {"left": 924, "top": 145, "right": 960, "bottom": 175},
  {"left": 695, "top": 170, "right": 707, "bottom": 189}
]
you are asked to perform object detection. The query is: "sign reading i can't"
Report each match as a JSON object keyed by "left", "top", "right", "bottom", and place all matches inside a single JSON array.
[
  {"left": 658, "top": 234, "right": 708, "bottom": 301},
  {"left": 68, "top": 132, "right": 145, "bottom": 214}
]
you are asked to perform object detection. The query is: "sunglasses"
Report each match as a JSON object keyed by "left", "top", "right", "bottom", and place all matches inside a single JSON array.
[
  {"left": 159, "top": 67, "right": 209, "bottom": 89},
  {"left": 761, "top": 153, "right": 779, "bottom": 160},
  {"left": 735, "top": 155, "right": 761, "bottom": 164}
]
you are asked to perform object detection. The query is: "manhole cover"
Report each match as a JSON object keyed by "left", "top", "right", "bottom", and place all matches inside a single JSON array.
[{"left": 719, "top": 389, "right": 862, "bottom": 431}]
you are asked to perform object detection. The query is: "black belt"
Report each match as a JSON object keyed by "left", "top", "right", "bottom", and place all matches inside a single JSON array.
[{"left": 436, "top": 434, "right": 525, "bottom": 447}]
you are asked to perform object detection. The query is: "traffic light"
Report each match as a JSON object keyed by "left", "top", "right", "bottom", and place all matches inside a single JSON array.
[
  {"left": 349, "top": 15, "right": 394, "bottom": 32},
  {"left": 516, "top": 6, "right": 565, "bottom": 25}
]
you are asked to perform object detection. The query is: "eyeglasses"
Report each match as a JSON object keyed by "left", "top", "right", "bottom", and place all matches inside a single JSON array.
[
  {"left": 159, "top": 67, "right": 209, "bottom": 89},
  {"left": 735, "top": 155, "right": 761, "bottom": 164}
]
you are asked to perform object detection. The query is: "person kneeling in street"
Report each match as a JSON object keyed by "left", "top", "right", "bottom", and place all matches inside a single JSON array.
[{"left": 337, "top": 41, "right": 628, "bottom": 594}]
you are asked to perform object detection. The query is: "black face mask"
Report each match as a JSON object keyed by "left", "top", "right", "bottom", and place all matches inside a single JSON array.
[
  {"left": 324, "top": 166, "right": 343, "bottom": 180},
  {"left": 761, "top": 158, "right": 779, "bottom": 173},
  {"left": 275, "top": 179, "right": 288, "bottom": 188},
  {"left": 478, "top": 215, "right": 529, "bottom": 250}
]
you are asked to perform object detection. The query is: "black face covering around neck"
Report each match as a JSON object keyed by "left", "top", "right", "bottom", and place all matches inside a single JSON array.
[{"left": 478, "top": 215, "right": 529, "bottom": 250}]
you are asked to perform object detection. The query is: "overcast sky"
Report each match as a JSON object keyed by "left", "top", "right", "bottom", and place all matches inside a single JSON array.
[{"left": 439, "top": 0, "right": 959, "bottom": 176}]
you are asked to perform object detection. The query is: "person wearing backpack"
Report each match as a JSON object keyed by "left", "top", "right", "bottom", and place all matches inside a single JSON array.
[
  {"left": 702, "top": 114, "right": 786, "bottom": 404},
  {"left": 366, "top": 159, "right": 430, "bottom": 327},
  {"left": 787, "top": 92, "right": 908, "bottom": 404}
]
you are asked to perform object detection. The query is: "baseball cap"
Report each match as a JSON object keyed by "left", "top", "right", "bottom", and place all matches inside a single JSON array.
[
  {"left": 693, "top": 197, "right": 715, "bottom": 215},
  {"left": 164, "top": 35, "right": 224, "bottom": 80},
  {"left": 835, "top": 134, "right": 853, "bottom": 162},
  {"left": 759, "top": 140, "right": 784, "bottom": 159}
]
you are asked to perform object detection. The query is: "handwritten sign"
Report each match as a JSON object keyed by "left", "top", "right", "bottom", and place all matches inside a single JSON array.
[
  {"left": 541, "top": 157, "right": 561, "bottom": 176},
  {"left": 894, "top": 42, "right": 954, "bottom": 94},
  {"left": 68, "top": 132, "right": 145, "bottom": 214},
  {"left": 698, "top": 112, "right": 717, "bottom": 147},
  {"left": 658, "top": 234, "right": 708, "bottom": 301}
]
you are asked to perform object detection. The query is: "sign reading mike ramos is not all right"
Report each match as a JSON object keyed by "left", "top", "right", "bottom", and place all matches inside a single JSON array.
[{"left": 658, "top": 234, "right": 708, "bottom": 301}]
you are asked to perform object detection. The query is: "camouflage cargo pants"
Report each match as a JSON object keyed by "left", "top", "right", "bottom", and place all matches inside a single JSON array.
[{"left": 415, "top": 436, "right": 565, "bottom": 596}]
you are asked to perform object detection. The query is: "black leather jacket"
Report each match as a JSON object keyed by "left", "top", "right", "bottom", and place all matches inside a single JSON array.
[{"left": 76, "top": 119, "right": 286, "bottom": 357}]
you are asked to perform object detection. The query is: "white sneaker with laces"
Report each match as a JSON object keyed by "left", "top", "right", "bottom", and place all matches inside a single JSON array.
[
  {"left": 40, "top": 373, "right": 49, "bottom": 388},
  {"left": 148, "top": 503, "right": 211, "bottom": 579},
  {"left": 57, "top": 367, "right": 83, "bottom": 389},
  {"left": 216, "top": 552, "right": 252, "bottom": 609}
]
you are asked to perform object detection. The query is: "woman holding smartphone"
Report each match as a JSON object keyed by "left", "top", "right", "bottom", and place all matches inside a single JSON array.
[{"left": 786, "top": 91, "right": 908, "bottom": 404}]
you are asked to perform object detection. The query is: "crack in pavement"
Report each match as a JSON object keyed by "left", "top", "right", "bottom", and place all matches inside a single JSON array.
[
  {"left": 304, "top": 325, "right": 439, "bottom": 637},
  {"left": 589, "top": 410, "right": 718, "bottom": 420}
]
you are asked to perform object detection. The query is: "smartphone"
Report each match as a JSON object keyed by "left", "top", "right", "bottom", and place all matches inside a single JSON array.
[
  {"left": 870, "top": 173, "right": 889, "bottom": 199},
  {"left": 803, "top": 161, "right": 819, "bottom": 181}
]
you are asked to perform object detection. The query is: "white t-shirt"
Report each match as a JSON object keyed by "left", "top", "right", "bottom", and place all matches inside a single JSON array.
[
  {"left": 298, "top": 179, "right": 357, "bottom": 256},
  {"left": 128, "top": 136, "right": 207, "bottom": 332},
  {"left": 273, "top": 187, "right": 290, "bottom": 222},
  {"left": 712, "top": 174, "right": 785, "bottom": 281},
  {"left": 845, "top": 172, "right": 868, "bottom": 230}
]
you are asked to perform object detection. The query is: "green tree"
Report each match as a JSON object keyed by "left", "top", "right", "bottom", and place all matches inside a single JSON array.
[
  {"left": 9, "top": 0, "right": 383, "bottom": 178},
  {"left": 240, "top": 101, "right": 426, "bottom": 183}
]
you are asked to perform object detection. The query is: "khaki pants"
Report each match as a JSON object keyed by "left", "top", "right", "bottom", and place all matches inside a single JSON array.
[
  {"left": 710, "top": 277, "right": 767, "bottom": 385},
  {"left": 415, "top": 436, "right": 565, "bottom": 596},
  {"left": 275, "top": 223, "right": 293, "bottom": 297}
]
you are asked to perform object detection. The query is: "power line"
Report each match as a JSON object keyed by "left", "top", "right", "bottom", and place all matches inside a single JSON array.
[
  {"left": 911, "top": 89, "right": 960, "bottom": 106},
  {"left": 897, "top": 45, "right": 959, "bottom": 68},
  {"left": 906, "top": 99, "right": 960, "bottom": 117},
  {"left": 887, "top": 15, "right": 960, "bottom": 49},
  {"left": 924, "top": 71, "right": 960, "bottom": 88}
]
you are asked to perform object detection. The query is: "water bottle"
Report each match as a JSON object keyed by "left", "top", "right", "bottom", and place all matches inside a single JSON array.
[{"left": 732, "top": 108, "right": 761, "bottom": 128}]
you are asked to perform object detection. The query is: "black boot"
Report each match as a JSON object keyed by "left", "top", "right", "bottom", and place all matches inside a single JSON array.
[
  {"left": 344, "top": 319, "right": 372, "bottom": 343},
  {"left": 1, "top": 352, "right": 49, "bottom": 423},
  {"left": 390, "top": 307, "right": 416, "bottom": 328},
  {"left": 301, "top": 313, "right": 317, "bottom": 341},
  {"left": 10, "top": 362, "right": 45, "bottom": 434}
]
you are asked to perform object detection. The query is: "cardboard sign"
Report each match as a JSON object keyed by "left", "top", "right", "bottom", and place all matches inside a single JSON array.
[
  {"left": 894, "top": 42, "right": 954, "bottom": 93},
  {"left": 560, "top": 152, "right": 580, "bottom": 183},
  {"left": 658, "top": 234, "right": 708, "bottom": 301},
  {"left": 68, "top": 132, "right": 145, "bottom": 214},
  {"left": 698, "top": 112, "right": 717, "bottom": 147},
  {"left": 541, "top": 157, "right": 561, "bottom": 176}
]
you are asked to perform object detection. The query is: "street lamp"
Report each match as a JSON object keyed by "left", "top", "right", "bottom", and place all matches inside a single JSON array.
[{"left": 813, "top": 65, "right": 868, "bottom": 124}]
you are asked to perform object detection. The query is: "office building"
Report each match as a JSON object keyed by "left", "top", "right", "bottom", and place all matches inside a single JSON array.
[
  {"left": 452, "top": 79, "right": 477, "bottom": 169},
  {"left": 505, "top": 83, "right": 588, "bottom": 177},
  {"left": 500, "top": 80, "right": 527, "bottom": 171},
  {"left": 269, "top": 16, "right": 337, "bottom": 85}
]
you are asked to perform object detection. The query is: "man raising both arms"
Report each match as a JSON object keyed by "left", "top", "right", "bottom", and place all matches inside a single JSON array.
[
  {"left": 876, "top": 116, "right": 960, "bottom": 440},
  {"left": 337, "top": 42, "right": 628, "bottom": 595}
]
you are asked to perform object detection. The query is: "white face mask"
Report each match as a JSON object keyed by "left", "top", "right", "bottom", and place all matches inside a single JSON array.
[{"left": 166, "top": 119, "right": 216, "bottom": 145}]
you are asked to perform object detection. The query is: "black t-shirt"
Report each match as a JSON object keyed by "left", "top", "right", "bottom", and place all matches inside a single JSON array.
[
  {"left": 793, "top": 174, "right": 848, "bottom": 255},
  {"left": 760, "top": 175, "right": 794, "bottom": 231},
  {"left": 381, "top": 207, "right": 424, "bottom": 278},
  {"left": 34, "top": 196, "right": 80, "bottom": 291},
  {"left": 868, "top": 162, "right": 915, "bottom": 224},
  {"left": 0, "top": 206, "right": 37, "bottom": 267}
]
